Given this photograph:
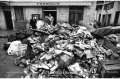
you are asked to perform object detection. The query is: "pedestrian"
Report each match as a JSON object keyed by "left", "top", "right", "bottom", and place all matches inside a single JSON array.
[
  {"left": 30, "top": 16, "right": 37, "bottom": 29},
  {"left": 48, "top": 14, "right": 54, "bottom": 25}
]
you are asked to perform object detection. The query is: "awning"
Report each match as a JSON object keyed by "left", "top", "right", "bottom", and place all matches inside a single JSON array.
[{"left": 9, "top": 1, "right": 92, "bottom": 6}]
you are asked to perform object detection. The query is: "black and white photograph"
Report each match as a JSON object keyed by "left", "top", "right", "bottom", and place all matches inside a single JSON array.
[{"left": 0, "top": 0, "right": 120, "bottom": 78}]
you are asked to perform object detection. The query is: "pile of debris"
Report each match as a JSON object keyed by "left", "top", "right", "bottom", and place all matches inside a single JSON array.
[{"left": 4, "top": 21, "right": 120, "bottom": 78}]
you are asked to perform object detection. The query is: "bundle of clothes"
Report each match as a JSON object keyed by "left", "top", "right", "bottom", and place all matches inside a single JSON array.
[{"left": 4, "top": 21, "right": 120, "bottom": 78}]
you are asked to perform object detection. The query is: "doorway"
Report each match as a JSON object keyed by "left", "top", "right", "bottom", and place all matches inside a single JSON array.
[
  {"left": 102, "top": 15, "right": 106, "bottom": 27},
  {"left": 4, "top": 11, "right": 13, "bottom": 30},
  {"left": 43, "top": 11, "right": 57, "bottom": 25},
  {"left": 107, "top": 14, "right": 111, "bottom": 26},
  {"left": 98, "top": 14, "right": 101, "bottom": 22}
]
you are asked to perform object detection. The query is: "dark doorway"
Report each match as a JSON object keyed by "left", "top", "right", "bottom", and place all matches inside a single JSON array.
[
  {"left": 4, "top": 11, "right": 13, "bottom": 30},
  {"left": 98, "top": 14, "right": 101, "bottom": 22},
  {"left": 114, "top": 11, "right": 120, "bottom": 26},
  {"left": 102, "top": 15, "right": 106, "bottom": 27},
  {"left": 107, "top": 14, "right": 111, "bottom": 26},
  {"left": 43, "top": 11, "right": 57, "bottom": 25}
]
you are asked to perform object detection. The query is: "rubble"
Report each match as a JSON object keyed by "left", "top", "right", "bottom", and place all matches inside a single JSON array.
[{"left": 4, "top": 21, "right": 120, "bottom": 78}]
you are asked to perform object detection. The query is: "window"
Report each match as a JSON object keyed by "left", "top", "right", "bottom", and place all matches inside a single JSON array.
[
  {"left": 69, "top": 6, "right": 84, "bottom": 25},
  {"left": 14, "top": 6, "right": 24, "bottom": 21}
]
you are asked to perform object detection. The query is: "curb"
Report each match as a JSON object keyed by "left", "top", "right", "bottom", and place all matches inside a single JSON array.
[{"left": 0, "top": 35, "right": 8, "bottom": 38}]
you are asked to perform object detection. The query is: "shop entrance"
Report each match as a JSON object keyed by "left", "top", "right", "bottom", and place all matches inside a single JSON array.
[{"left": 43, "top": 11, "right": 57, "bottom": 25}]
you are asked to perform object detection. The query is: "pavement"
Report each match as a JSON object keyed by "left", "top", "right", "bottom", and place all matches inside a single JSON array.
[{"left": 0, "top": 30, "right": 24, "bottom": 78}]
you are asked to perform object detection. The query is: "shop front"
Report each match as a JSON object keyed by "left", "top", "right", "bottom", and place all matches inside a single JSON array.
[{"left": 0, "top": 1, "right": 96, "bottom": 30}]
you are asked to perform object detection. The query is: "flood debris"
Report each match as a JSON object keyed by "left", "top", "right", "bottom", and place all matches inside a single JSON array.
[{"left": 4, "top": 21, "right": 120, "bottom": 78}]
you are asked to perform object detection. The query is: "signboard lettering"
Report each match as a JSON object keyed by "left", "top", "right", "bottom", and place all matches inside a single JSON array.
[{"left": 37, "top": 2, "right": 60, "bottom": 6}]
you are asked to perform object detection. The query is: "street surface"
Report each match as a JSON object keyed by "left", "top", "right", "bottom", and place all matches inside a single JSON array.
[{"left": 0, "top": 31, "right": 24, "bottom": 78}]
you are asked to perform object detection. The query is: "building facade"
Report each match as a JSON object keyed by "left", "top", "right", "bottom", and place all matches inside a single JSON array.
[
  {"left": 96, "top": 1, "right": 120, "bottom": 27},
  {"left": 0, "top": 1, "right": 96, "bottom": 30}
]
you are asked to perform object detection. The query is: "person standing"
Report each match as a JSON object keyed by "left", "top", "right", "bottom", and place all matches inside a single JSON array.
[
  {"left": 48, "top": 14, "right": 54, "bottom": 25},
  {"left": 41, "top": 16, "right": 50, "bottom": 25},
  {"left": 30, "top": 16, "right": 37, "bottom": 29}
]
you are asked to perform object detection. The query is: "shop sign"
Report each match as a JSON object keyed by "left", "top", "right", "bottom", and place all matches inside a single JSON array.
[{"left": 37, "top": 2, "right": 60, "bottom": 6}]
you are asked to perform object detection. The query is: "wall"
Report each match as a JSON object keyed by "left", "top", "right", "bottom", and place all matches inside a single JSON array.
[
  {"left": 116, "top": 1, "right": 120, "bottom": 11},
  {"left": 21, "top": 6, "right": 42, "bottom": 28},
  {"left": 0, "top": 6, "right": 7, "bottom": 30},
  {"left": 83, "top": 1, "right": 97, "bottom": 24},
  {"left": 24, "top": 6, "right": 42, "bottom": 22},
  {"left": 57, "top": 6, "right": 69, "bottom": 23}
]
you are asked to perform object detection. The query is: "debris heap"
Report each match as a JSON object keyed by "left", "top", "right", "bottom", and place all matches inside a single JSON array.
[{"left": 5, "top": 21, "right": 120, "bottom": 78}]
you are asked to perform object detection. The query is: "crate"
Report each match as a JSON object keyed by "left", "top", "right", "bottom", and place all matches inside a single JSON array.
[{"left": 98, "top": 59, "right": 120, "bottom": 78}]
